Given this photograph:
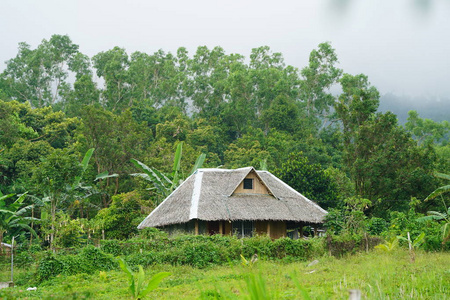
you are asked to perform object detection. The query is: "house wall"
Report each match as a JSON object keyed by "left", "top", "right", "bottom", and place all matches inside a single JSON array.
[
  {"left": 255, "top": 221, "right": 268, "bottom": 235},
  {"left": 234, "top": 172, "right": 269, "bottom": 195},
  {"left": 222, "top": 220, "right": 286, "bottom": 239},
  {"left": 163, "top": 219, "right": 287, "bottom": 239},
  {"left": 267, "top": 221, "right": 286, "bottom": 239}
]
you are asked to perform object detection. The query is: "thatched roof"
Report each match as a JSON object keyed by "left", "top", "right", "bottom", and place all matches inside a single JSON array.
[{"left": 138, "top": 167, "right": 327, "bottom": 229}]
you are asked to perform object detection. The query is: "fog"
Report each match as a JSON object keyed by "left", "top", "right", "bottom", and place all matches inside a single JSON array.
[{"left": 1, "top": 0, "right": 449, "bottom": 99}]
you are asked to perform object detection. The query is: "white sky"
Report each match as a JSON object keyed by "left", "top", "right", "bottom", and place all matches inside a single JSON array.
[{"left": 1, "top": 0, "right": 450, "bottom": 98}]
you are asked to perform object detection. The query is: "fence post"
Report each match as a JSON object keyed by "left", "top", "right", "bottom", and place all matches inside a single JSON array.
[{"left": 10, "top": 236, "right": 14, "bottom": 283}]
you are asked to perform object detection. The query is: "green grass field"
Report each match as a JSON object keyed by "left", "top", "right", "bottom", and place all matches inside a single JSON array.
[{"left": 1, "top": 249, "right": 449, "bottom": 299}]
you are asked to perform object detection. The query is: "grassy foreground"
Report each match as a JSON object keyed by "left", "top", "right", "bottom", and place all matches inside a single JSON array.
[{"left": 1, "top": 249, "right": 449, "bottom": 299}]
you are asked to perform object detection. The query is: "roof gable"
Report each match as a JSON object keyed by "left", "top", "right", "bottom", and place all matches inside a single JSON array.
[{"left": 228, "top": 167, "right": 275, "bottom": 197}]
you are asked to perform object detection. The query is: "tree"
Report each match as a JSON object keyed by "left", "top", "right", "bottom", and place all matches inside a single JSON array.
[
  {"left": 92, "top": 47, "right": 131, "bottom": 111},
  {"left": 78, "top": 105, "right": 151, "bottom": 200},
  {"left": 419, "top": 174, "right": 450, "bottom": 247},
  {"left": 1, "top": 35, "right": 80, "bottom": 107},
  {"left": 405, "top": 110, "right": 449, "bottom": 147},
  {"left": 300, "top": 42, "right": 342, "bottom": 121},
  {"left": 30, "top": 149, "right": 82, "bottom": 248},
  {"left": 186, "top": 46, "right": 231, "bottom": 117},
  {"left": 63, "top": 53, "right": 100, "bottom": 116},
  {"left": 334, "top": 74, "right": 436, "bottom": 213},
  {"left": 275, "top": 152, "right": 339, "bottom": 209}
]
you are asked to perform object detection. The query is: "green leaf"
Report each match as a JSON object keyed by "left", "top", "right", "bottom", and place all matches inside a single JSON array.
[
  {"left": 136, "top": 266, "right": 145, "bottom": 298},
  {"left": 95, "top": 171, "right": 119, "bottom": 181},
  {"left": 73, "top": 148, "right": 95, "bottom": 188},
  {"left": 81, "top": 148, "right": 95, "bottom": 172},
  {"left": 413, "top": 232, "right": 426, "bottom": 248},
  {"left": 240, "top": 254, "right": 248, "bottom": 266},
  {"left": 190, "top": 153, "right": 206, "bottom": 176},
  {"left": 131, "top": 159, "right": 172, "bottom": 196},
  {"left": 139, "top": 272, "right": 171, "bottom": 298},
  {"left": 425, "top": 185, "right": 450, "bottom": 201},
  {"left": 118, "top": 258, "right": 136, "bottom": 297},
  {"left": 171, "top": 142, "right": 183, "bottom": 189},
  {"left": 434, "top": 172, "right": 450, "bottom": 181}
]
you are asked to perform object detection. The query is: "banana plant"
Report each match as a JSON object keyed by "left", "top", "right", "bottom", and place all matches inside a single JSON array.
[
  {"left": 418, "top": 207, "right": 450, "bottom": 246},
  {"left": 118, "top": 258, "right": 170, "bottom": 300},
  {"left": 422, "top": 172, "right": 449, "bottom": 246},
  {"left": 425, "top": 172, "right": 450, "bottom": 202},
  {"left": 131, "top": 142, "right": 206, "bottom": 201},
  {"left": 374, "top": 237, "right": 399, "bottom": 252},
  {"left": 0, "top": 192, "right": 37, "bottom": 245}
]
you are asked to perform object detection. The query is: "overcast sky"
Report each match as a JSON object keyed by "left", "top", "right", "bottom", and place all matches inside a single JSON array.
[{"left": 1, "top": 0, "right": 450, "bottom": 98}]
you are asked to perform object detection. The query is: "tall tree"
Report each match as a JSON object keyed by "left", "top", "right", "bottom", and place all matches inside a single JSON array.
[
  {"left": 405, "top": 110, "right": 450, "bottom": 147},
  {"left": 334, "top": 74, "right": 436, "bottom": 213},
  {"left": 300, "top": 42, "right": 342, "bottom": 126},
  {"left": 92, "top": 47, "right": 131, "bottom": 111},
  {"left": 275, "top": 152, "right": 339, "bottom": 209},
  {"left": 1, "top": 35, "right": 80, "bottom": 107},
  {"left": 78, "top": 106, "right": 151, "bottom": 202}
]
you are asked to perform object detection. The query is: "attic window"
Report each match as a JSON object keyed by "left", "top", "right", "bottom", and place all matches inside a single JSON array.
[{"left": 243, "top": 178, "right": 253, "bottom": 190}]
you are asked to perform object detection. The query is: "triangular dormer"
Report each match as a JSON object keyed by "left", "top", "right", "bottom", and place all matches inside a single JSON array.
[{"left": 230, "top": 168, "right": 274, "bottom": 196}]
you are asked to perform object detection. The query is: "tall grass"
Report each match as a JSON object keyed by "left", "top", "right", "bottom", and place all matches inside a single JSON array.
[{"left": 2, "top": 249, "right": 448, "bottom": 299}]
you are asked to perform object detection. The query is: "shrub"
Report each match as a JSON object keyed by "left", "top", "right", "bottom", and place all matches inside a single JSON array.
[
  {"left": 368, "top": 217, "right": 387, "bottom": 235},
  {"left": 93, "top": 192, "right": 144, "bottom": 240},
  {"left": 326, "top": 233, "right": 382, "bottom": 257},
  {"left": 78, "top": 245, "right": 117, "bottom": 272},
  {"left": 36, "top": 246, "right": 117, "bottom": 281},
  {"left": 37, "top": 252, "right": 64, "bottom": 282}
]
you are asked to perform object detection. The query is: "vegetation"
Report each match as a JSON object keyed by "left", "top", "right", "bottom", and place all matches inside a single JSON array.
[
  {"left": 0, "top": 247, "right": 448, "bottom": 299},
  {"left": 0, "top": 34, "right": 448, "bottom": 298}
]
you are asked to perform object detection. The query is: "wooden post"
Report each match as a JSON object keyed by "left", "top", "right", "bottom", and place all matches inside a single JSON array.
[
  {"left": 299, "top": 225, "right": 304, "bottom": 238},
  {"left": 219, "top": 222, "right": 223, "bottom": 235},
  {"left": 267, "top": 221, "right": 271, "bottom": 238},
  {"left": 195, "top": 220, "right": 199, "bottom": 235},
  {"left": 10, "top": 236, "right": 14, "bottom": 283},
  {"left": 407, "top": 232, "right": 415, "bottom": 263}
]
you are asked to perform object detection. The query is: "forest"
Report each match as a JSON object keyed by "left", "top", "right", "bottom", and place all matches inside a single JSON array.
[{"left": 0, "top": 34, "right": 449, "bottom": 261}]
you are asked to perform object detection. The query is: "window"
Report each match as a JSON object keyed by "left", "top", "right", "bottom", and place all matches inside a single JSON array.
[
  {"left": 243, "top": 178, "right": 253, "bottom": 190},
  {"left": 232, "top": 221, "right": 254, "bottom": 238}
]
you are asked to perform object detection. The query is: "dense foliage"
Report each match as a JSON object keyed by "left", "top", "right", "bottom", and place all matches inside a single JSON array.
[{"left": 0, "top": 34, "right": 448, "bottom": 252}]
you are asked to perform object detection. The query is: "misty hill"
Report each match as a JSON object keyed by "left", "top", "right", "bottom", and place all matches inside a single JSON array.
[{"left": 379, "top": 93, "right": 450, "bottom": 124}]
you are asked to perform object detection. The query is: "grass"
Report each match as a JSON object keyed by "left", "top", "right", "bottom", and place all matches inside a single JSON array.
[{"left": 0, "top": 249, "right": 449, "bottom": 299}]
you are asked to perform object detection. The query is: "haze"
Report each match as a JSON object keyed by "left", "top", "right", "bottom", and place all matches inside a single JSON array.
[{"left": 1, "top": 0, "right": 450, "bottom": 98}]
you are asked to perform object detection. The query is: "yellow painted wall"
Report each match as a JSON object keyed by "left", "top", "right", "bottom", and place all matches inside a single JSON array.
[{"left": 234, "top": 172, "right": 269, "bottom": 195}]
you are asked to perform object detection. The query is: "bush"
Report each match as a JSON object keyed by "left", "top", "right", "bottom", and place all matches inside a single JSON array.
[
  {"left": 326, "top": 233, "right": 382, "bottom": 257},
  {"left": 78, "top": 245, "right": 117, "bottom": 272},
  {"left": 37, "top": 252, "right": 64, "bottom": 282},
  {"left": 36, "top": 246, "right": 117, "bottom": 281},
  {"left": 14, "top": 251, "right": 35, "bottom": 268},
  {"left": 93, "top": 192, "right": 145, "bottom": 240}
]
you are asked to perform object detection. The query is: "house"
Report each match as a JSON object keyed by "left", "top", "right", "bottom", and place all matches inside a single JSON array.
[{"left": 138, "top": 167, "right": 327, "bottom": 239}]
